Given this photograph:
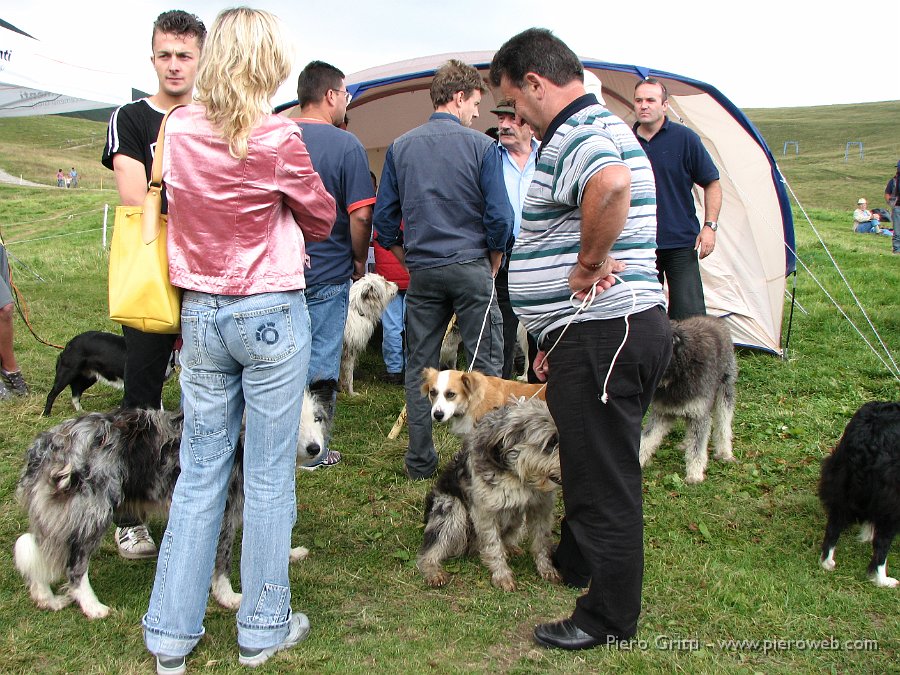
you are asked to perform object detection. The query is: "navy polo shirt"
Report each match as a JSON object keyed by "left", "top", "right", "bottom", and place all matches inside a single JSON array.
[{"left": 633, "top": 117, "right": 719, "bottom": 249}]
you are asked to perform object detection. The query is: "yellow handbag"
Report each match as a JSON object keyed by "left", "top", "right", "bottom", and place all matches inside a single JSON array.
[{"left": 108, "top": 105, "right": 184, "bottom": 334}]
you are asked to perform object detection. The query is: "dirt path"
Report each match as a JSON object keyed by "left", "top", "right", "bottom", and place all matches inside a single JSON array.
[{"left": 0, "top": 168, "right": 46, "bottom": 187}]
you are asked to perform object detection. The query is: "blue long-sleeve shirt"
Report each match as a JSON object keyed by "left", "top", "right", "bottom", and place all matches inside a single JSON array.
[{"left": 373, "top": 112, "right": 513, "bottom": 271}]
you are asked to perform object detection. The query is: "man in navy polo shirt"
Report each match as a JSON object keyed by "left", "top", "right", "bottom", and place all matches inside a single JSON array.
[{"left": 633, "top": 78, "right": 722, "bottom": 320}]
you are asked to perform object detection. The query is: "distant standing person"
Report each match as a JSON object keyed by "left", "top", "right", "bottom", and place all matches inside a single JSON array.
[
  {"left": 633, "top": 77, "right": 722, "bottom": 319},
  {"left": 101, "top": 9, "right": 206, "bottom": 560},
  {"left": 884, "top": 160, "right": 900, "bottom": 254},
  {"left": 56, "top": 169, "right": 65, "bottom": 188},
  {"left": 69, "top": 167, "right": 78, "bottom": 188}
]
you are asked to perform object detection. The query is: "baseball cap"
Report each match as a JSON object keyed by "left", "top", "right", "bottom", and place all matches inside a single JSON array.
[
  {"left": 857, "top": 198, "right": 867, "bottom": 204},
  {"left": 491, "top": 100, "right": 516, "bottom": 116}
]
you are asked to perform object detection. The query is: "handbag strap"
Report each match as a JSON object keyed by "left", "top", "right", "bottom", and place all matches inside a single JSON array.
[
  {"left": 149, "top": 103, "right": 187, "bottom": 191},
  {"left": 142, "top": 104, "right": 186, "bottom": 245}
]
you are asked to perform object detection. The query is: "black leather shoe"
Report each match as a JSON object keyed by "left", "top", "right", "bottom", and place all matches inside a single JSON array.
[{"left": 533, "top": 619, "right": 605, "bottom": 650}]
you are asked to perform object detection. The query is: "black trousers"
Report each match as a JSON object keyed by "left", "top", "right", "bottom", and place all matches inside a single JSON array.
[
  {"left": 121, "top": 326, "right": 178, "bottom": 410},
  {"left": 116, "top": 326, "right": 178, "bottom": 528},
  {"left": 656, "top": 246, "right": 706, "bottom": 320},
  {"left": 544, "top": 307, "right": 671, "bottom": 641},
  {"left": 493, "top": 264, "right": 519, "bottom": 380}
]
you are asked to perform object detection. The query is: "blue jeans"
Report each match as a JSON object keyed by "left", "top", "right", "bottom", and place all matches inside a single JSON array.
[
  {"left": 303, "top": 281, "right": 350, "bottom": 464},
  {"left": 893, "top": 206, "right": 900, "bottom": 253},
  {"left": 143, "top": 290, "right": 310, "bottom": 657},
  {"left": 305, "top": 281, "right": 350, "bottom": 384},
  {"left": 381, "top": 291, "right": 406, "bottom": 374}
]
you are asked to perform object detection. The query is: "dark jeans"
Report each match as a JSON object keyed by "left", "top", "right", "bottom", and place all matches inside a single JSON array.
[
  {"left": 116, "top": 326, "right": 178, "bottom": 527},
  {"left": 656, "top": 247, "right": 706, "bottom": 320},
  {"left": 404, "top": 259, "right": 502, "bottom": 478},
  {"left": 494, "top": 264, "right": 519, "bottom": 380},
  {"left": 544, "top": 307, "right": 671, "bottom": 641}
]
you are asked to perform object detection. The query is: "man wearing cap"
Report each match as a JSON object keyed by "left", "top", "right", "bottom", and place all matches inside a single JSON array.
[
  {"left": 884, "top": 160, "right": 900, "bottom": 254},
  {"left": 633, "top": 77, "right": 722, "bottom": 319},
  {"left": 492, "top": 100, "right": 538, "bottom": 379},
  {"left": 852, "top": 198, "right": 882, "bottom": 234}
]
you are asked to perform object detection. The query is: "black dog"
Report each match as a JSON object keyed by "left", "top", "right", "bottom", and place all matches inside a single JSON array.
[
  {"left": 43, "top": 331, "right": 176, "bottom": 416},
  {"left": 818, "top": 401, "right": 899, "bottom": 587}
]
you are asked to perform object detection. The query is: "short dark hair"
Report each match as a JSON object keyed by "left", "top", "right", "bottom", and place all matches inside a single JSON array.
[
  {"left": 489, "top": 28, "right": 583, "bottom": 89},
  {"left": 297, "top": 61, "right": 346, "bottom": 107},
  {"left": 152, "top": 10, "right": 206, "bottom": 49},
  {"left": 430, "top": 59, "right": 487, "bottom": 108},
  {"left": 635, "top": 77, "right": 668, "bottom": 103}
]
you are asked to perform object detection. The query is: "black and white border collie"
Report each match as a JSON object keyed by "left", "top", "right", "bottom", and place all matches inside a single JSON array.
[
  {"left": 43, "top": 331, "right": 178, "bottom": 416},
  {"left": 818, "top": 401, "right": 899, "bottom": 588}
]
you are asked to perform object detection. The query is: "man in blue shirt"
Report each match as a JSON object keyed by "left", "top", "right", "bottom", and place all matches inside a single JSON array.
[
  {"left": 292, "top": 60, "right": 376, "bottom": 469},
  {"left": 374, "top": 59, "right": 513, "bottom": 480},
  {"left": 492, "top": 100, "right": 538, "bottom": 379},
  {"left": 633, "top": 78, "right": 722, "bottom": 320}
]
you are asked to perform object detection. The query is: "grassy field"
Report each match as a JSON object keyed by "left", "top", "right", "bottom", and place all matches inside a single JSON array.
[{"left": 0, "top": 106, "right": 897, "bottom": 674}]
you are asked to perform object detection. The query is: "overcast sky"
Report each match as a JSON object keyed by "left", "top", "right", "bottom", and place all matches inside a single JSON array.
[{"left": 4, "top": 0, "right": 896, "bottom": 110}]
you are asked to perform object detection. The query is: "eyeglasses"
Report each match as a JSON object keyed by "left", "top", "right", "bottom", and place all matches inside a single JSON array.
[{"left": 332, "top": 88, "right": 353, "bottom": 104}]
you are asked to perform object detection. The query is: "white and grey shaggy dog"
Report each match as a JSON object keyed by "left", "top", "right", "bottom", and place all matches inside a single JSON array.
[
  {"left": 417, "top": 398, "right": 562, "bottom": 591},
  {"left": 14, "top": 379, "right": 336, "bottom": 619},
  {"left": 339, "top": 273, "right": 398, "bottom": 395},
  {"left": 639, "top": 315, "right": 737, "bottom": 484}
]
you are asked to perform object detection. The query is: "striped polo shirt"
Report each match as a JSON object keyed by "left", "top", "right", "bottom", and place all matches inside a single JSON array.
[{"left": 509, "top": 96, "right": 665, "bottom": 343}]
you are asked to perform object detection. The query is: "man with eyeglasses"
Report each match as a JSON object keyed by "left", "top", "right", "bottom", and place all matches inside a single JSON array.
[
  {"left": 290, "top": 60, "right": 375, "bottom": 469},
  {"left": 373, "top": 59, "right": 513, "bottom": 480}
]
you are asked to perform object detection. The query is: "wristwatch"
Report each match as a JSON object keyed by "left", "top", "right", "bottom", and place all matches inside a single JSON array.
[{"left": 703, "top": 221, "right": 718, "bottom": 232}]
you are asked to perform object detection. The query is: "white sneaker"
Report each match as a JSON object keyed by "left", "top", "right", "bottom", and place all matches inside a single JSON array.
[
  {"left": 155, "top": 655, "right": 186, "bottom": 675},
  {"left": 115, "top": 525, "right": 158, "bottom": 559},
  {"left": 238, "top": 612, "right": 310, "bottom": 667}
]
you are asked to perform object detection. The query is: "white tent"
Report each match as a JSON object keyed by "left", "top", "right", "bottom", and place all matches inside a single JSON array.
[
  {"left": 280, "top": 52, "right": 794, "bottom": 355},
  {"left": 0, "top": 20, "right": 131, "bottom": 117}
]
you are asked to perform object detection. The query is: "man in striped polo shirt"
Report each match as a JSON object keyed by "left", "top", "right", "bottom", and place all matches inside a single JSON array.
[{"left": 490, "top": 28, "right": 672, "bottom": 651}]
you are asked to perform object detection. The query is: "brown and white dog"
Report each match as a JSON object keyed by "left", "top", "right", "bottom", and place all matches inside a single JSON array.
[{"left": 420, "top": 367, "right": 546, "bottom": 437}]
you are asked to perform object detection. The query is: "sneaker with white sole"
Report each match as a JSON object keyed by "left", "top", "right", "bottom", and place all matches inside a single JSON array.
[
  {"left": 0, "top": 369, "right": 29, "bottom": 396},
  {"left": 115, "top": 525, "right": 158, "bottom": 559},
  {"left": 155, "top": 655, "right": 186, "bottom": 675},
  {"left": 0, "top": 381, "right": 11, "bottom": 401},
  {"left": 299, "top": 449, "right": 341, "bottom": 472},
  {"left": 238, "top": 612, "right": 310, "bottom": 667}
]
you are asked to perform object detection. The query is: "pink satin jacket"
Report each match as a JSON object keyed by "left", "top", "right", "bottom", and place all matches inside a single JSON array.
[{"left": 163, "top": 104, "right": 336, "bottom": 295}]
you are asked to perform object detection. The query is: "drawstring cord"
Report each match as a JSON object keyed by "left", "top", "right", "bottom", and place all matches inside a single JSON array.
[{"left": 533, "top": 273, "right": 637, "bottom": 404}]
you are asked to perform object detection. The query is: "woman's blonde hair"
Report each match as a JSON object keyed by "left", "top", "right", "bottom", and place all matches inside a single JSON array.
[{"left": 194, "top": 7, "right": 292, "bottom": 159}]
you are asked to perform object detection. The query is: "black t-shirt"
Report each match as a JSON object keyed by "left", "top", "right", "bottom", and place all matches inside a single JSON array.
[{"left": 102, "top": 98, "right": 167, "bottom": 212}]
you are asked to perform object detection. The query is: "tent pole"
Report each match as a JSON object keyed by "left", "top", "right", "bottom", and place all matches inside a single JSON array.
[{"left": 782, "top": 270, "right": 798, "bottom": 359}]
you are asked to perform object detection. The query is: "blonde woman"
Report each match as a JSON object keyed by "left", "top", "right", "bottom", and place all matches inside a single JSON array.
[{"left": 141, "top": 8, "right": 335, "bottom": 674}]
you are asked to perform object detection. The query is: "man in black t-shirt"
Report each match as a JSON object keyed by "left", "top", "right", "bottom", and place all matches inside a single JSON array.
[{"left": 101, "top": 9, "right": 205, "bottom": 560}]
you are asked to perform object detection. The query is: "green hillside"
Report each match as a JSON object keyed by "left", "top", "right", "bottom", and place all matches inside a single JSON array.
[
  {"left": 1, "top": 101, "right": 899, "bottom": 211},
  {"left": 745, "top": 101, "right": 900, "bottom": 211}
]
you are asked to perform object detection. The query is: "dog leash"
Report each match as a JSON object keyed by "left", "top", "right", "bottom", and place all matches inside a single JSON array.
[
  {"left": 466, "top": 282, "right": 497, "bottom": 373},
  {"left": 534, "top": 273, "right": 637, "bottom": 404}
]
